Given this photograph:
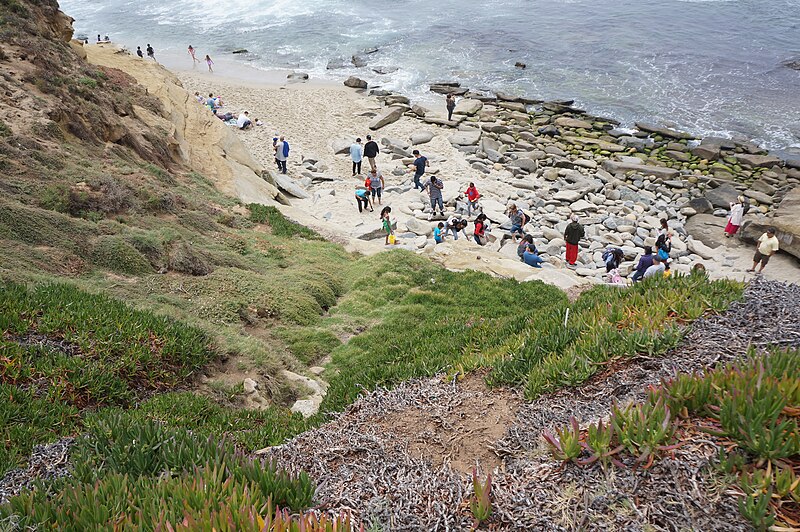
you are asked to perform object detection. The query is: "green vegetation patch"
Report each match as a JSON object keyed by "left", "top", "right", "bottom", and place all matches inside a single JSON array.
[
  {"left": 90, "top": 235, "right": 153, "bottom": 275},
  {"left": 248, "top": 203, "right": 322, "bottom": 240},
  {"left": 0, "top": 282, "right": 215, "bottom": 474},
  {"left": 0, "top": 411, "right": 316, "bottom": 530},
  {"left": 0, "top": 198, "right": 95, "bottom": 253}
]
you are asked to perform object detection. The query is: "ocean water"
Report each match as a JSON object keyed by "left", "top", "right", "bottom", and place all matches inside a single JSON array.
[{"left": 62, "top": 0, "right": 800, "bottom": 152}]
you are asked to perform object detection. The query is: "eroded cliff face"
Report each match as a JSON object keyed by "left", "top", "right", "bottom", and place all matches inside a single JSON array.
[{"left": 0, "top": 0, "right": 279, "bottom": 205}]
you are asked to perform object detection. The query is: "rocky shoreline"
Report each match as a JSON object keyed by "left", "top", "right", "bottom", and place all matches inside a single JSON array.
[{"left": 323, "top": 76, "right": 799, "bottom": 282}]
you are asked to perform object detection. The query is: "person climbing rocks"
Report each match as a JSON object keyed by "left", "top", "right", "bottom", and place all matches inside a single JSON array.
[
  {"left": 563, "top": 214, "right": 584, "bottom": 267},
  {"left": 446, "top": 93, "right": 456, "bottom": 121},
  {"left": 381, "top": 206, "right": 393, "bottom": 245},
  {"left": 364, "top": 135, "right": 379, "bottom": 172},
  {"left": 367, "top": 166, "right": 384, "bottom": 205},
  {"left": 506, "top": 203, "right": 525, "bottom": 240},
  {"left": 603, "top": 247, "right": 624, "bottom": 272},
  {"left": 463, "top": 182, "right": 481, "bottom": 217},
  {"left": 423, "top": 174, "right": 444, "bottom": 219},
  {"left": 724, "top": 196, "right": 747, "bottom": 238},
  {"left": 473, "top": 213, "right": 488, "bottom": 246},
  {"left": 350, "top": 137, "right": 363, "bottom": 176},
  {"left": 445, "top": 214, "right": 468, "bottom": 240},
  {"left": 747, "top": 227, "right": 780, "bottom": 274},
  {"left": 411, "top": 149, "right": 429, "bottom": 191},
  {"left": 630, "top": 246, "right": 654, "bottom": 283},
  {"left": 355, "top": 184, "right": 373, "bottom": 213}
]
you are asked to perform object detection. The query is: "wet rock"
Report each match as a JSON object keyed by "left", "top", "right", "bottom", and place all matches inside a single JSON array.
[
  {"left": 635, "top": 122, "right": 694, "bottom": 140},
  {"left": 287, "top": 72, "right": 309, "bottom": 81},
  {"left": 734, "top": 153, "right": 782, "bottom": 169},
  {"left": 555, "top": 117, "right": 593, "bottom": 129},
  {"left": 344, "top": 76, "right": 368, "bottom": 89}
]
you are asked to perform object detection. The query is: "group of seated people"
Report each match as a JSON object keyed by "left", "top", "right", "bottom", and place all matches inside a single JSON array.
[{"left": 194, "top": 92, "right": 261, "bottom": 130}]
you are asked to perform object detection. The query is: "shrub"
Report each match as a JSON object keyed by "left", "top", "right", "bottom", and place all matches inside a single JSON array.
[
  {"left": 168, "top": 241, "right": 213, "bottom": 276},
  {"left": 90, "top": 235, "right": 152, "bottom": 274},
  {"left": 248, "top": 204, "right": 321, "bottom": 240}
]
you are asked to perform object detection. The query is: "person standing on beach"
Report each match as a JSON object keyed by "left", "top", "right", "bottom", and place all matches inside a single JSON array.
[
  {"left": 350, "top": 138, "right": 363, "bottom": 176},
  {"left": 411, "top": 150, "right": 429, "bottom": 190},
  {"left": 146, "top": 44, "right": 156, "bottom": 62},
  {"left": 188, "top": 45, "right": 199, "bottom": 64},
  {"left": 724, "top": 196, "right": 747, "bottom": 238},
  {"left": 563, "top": 214, "right": 584, "bottom": 267},
  {"left": 464, "top": 182, "right": 481, "bottom": 217},
  {"left": 274, "top": 136, "right": 289, "bottom": 174},
  {"left": 367, "top": 166, "right": 384, "bottom": 205},
  {"left": 446, "top": 94, "right": 456, "bottom": 121},
  {"left": 136, "top": 46, "right": 144, "bottom": 59},
  {"left": 363, "top": 135, "right": 379, "bottom": 172},
  {"left": 205, "top": 55, "right": 214, "bottom": 72},
  {"left": 747, "top": 227, "right": 780, "bottom": 274}
]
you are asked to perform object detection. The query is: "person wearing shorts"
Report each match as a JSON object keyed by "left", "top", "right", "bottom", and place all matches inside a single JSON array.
[
  {"left": 367, "top": 167, "right": 384, "bottom": 204},
  {"left": 748, "top": 227, "right": 779, "bottom": 274}
]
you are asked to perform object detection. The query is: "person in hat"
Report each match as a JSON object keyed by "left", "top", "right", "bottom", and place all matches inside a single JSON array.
[
  {"left": 724, "top": 196, "right": 746, "bottom": 238},
  {"left": 747, "top": 227, "right": 779, "bottom": 274},
  {"left": 563, "top": 214, "right": 584, "bottom": 266}
]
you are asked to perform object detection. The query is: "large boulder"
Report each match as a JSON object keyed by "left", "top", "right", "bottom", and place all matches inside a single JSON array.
[
  {"left": 369, "top": 106, "right": 405, "bottom": 130},
  {"left": 453, "top": 99, "right": 483, "bottom": 116},
  {"left": 331, "top": 138, "right": 352, "bottom": 155},
  {"left": 704, "top": 184, "right": 739, "bottom": 209},
  {"left": 555, "top": 117, "right": 593, "bottom": 129},
  {"left": 410, "top": 131, "right": 434, "bottom": 145},
  {"left": 687, "top": 197, "right": 713, "bottom": 214},
  {"left": 747, "top": 187, "right": 800, "bottom": 260},
  {"left": 344, "top": 76, "right": 368, "bottom": 89},
  {"left": 271, "top": 171, "right": 309, "bottom": 199},
  {"left": 685, "top": 213, "right": 727, "bottom": 249},
  {"left": 734, "top": 153, "right": 782, "bottom": 169},
  {"left": 449, "top": 129, "right": 482, "bottom": 146},
  {"left": 686, "top": 237, "right": 717, "bottom": 260},
  {"left": 635, "top": 122, "right": 694, "bottom": 140},
  {"left": 405, "top": 217, "right": 432, "bottom": 236}
]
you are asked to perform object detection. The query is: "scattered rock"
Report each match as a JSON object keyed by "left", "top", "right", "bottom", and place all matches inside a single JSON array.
[
  {"left": 369, "top": 106, "right": 405, "bottom": 130},
  {"left": 411, "top": 131, "right": 435, "bottom": 145},
  {"left": 344, "top": 76, "right": 368, "bottom": 89},
  {"left": 449, "top": 129, "right": 482, "bottom": 146},
  {"left": 231, "top": 49, "right": 248, "bottom": 54},
  {"left": 635, "top": 122, "right": 694, "bottom": 140},
  {"left": 453, "top": 99, "right": 484, "bottom": 116}
]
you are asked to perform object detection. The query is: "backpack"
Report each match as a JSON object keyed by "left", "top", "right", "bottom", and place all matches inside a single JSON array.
[{"left": 657, "top": 248, "right": 669, "bottom": 261}]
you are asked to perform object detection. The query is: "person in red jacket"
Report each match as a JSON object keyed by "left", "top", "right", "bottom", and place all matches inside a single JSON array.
[
  {"left": 473, "top": 213, "right": 488, "bottom": 246},
  {"left": 465, "top": 182, "right": 481, "bottom": 217}
]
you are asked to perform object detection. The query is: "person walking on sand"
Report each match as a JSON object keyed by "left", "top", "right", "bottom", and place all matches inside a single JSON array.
[
  {"left": 205, "top": 55, "right": 214, "bottom": 72},
  {"left": 146, "top": 44, "right": 156, "bottom": 62},
  {"left": 136, "top": 46, "right": 144, "bottom": 59},
  {"left": 423, "top": 174, "right": 444, "bottom": 219},
  {"left": 188, "top": 44, "right": 199, "bottom": 64},
  {"left": 411, "top": 149, "right": 429, "bottom": 190},
  {"left": 446, "top": 93, "right": 456, "bottom": 121},
  {"left": 724, "top": 196, "right": 747, "bottom": 238},
  {"left": 355, "top": 185, "right": 373, "bottom": 213},
  {"left": 350, "top": 138, "right": 363, "bottom": 176},
  {"left": 274, "top": 135, "right": 289, "bottom": 174},
  {"left": 381, "top": 206, "right": 393, "bottom": 245},
  {"left": 367, "top": 166, "right": 384, "bottom": 205},
  {"left": 363, "top": 135, "right": 379, "bottom": 172},
  {"left": 563, "top": 214, "right": 584, "bottom": 267},
  {"left": 747, "top": 227, "right": 780, "bottom": 274},
  {"left": 464, "top": 182, "right": 481, "bottom": 217}
]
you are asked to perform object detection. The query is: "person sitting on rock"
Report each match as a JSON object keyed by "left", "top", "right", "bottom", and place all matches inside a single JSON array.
[
  {"left": 434, "top": 222, "right": 444, "bottom": 244},
  {"left": 506, "top": 203, "right": 525, "bottom": 240},
  {"left": 473, "top": 213, "right": 488, "bottom": 246},
  {"left": 445, "top": 214, "right": 468, "bottom": 240},
  {"left": 630, "top": 246, "right": 654, "bottom": 283},
  {"left": 464, "top": 182, "right": 481, "bottom": 217},
  {"left": 519, "top": 235, "right": 544, "bottom": 268},
  {"left": 644, "top": 255, "right": 666, "bottom": 279},
  {"left": 603, "top": 247, "right": 624, "bottom": 272}
]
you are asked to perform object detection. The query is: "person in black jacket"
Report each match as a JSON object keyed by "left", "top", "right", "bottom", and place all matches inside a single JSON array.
[
  {"left": 363, "top": 135, "right": 379, "bottom": 172},
  {"left": 563, "top": 215, "right": 584, "bottom": 266}
]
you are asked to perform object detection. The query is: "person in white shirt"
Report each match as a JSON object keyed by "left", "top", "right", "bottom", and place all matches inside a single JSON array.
[
  {"left": 236, "top": 111, "right": 252, "bottom": 130},
  {"left": 643, "top": 256, "right": 666, "bottom": 279},
  {"left": 748, "top": 227, "right": 780, "bottom": 274},
  {"left": 350, "top": 138, "right": 363, "bottom": 176}
]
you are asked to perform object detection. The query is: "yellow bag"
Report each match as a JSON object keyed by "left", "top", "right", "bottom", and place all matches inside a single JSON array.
[{"left": 388, "top": 234, "right": 396, "bottom": 245}]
